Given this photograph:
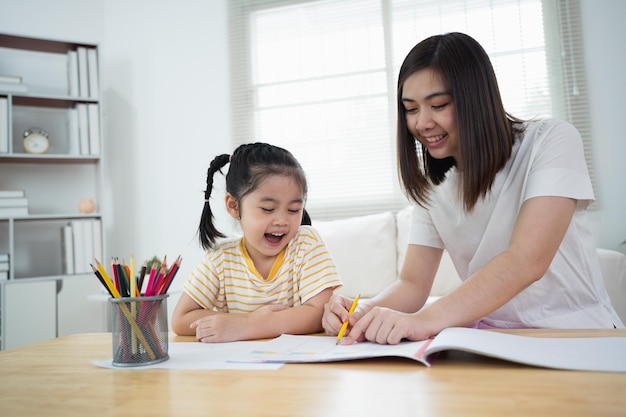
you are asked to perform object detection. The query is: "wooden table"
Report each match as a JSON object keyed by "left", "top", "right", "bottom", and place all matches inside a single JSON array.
[{"left": 0, "top": 329, "right": 625, "bottom": 417}]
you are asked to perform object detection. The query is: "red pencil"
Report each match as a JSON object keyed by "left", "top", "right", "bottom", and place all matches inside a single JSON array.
[
  {"left": 148, "top": 263, "right": 167, "bottom": 297},
  {"left": 144, "top": 261, "right": 159, "bottom": 296},
  {"left": 157, "top": 255, "right": 181, "bottom": 295}
]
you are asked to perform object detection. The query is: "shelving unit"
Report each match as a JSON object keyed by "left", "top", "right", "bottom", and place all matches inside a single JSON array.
[{"left": 0, "top": 33, "right": 107, "bottom": 350}]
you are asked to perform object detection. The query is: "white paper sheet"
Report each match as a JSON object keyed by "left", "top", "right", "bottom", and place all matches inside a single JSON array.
[{"left": 90, "top": 341, "right": 283, "bottom": 370}]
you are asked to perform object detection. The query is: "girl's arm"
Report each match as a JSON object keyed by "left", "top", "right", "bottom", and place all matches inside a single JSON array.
[
  {"left": 175, "top": 288, "right": 334, "bottom": 342},
  {"left": 344, "top": 195, "right": 577, "bottom": 344},
  {"left": 171, "top": 292, "right": 222, "bottom": 336}
]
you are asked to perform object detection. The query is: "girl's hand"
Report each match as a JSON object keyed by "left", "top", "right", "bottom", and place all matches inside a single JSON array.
[
  {"left": 341, "top": 307, "right": 434, "bottom": 345},
  {"left": 191, "top": 304, "right": 290, "bottom": 342},
  {"left": 191, "top": 314, "right": 248, "bottom": 343}
]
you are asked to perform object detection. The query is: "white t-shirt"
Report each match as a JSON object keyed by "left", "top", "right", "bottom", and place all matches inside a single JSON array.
[{"left": 409, "top": 119, "right": 623, "bottom": 328}]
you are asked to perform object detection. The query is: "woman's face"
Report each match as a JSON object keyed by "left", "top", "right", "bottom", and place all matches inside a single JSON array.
[{"left": 401, "top": 68, "right": 461, "bottom": 168}]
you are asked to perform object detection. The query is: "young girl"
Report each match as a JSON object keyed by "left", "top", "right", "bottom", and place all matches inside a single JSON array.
[
  {"left": 322, "top": 32, "right": 624, "bottom": 345},
  {"left": 172, "top": 142, "right": 342, "bottom": 342}
]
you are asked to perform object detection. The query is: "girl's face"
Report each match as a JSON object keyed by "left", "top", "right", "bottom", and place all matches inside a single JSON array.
[
  {"left": 401, "top": 68, "right": 461, "bottom": 168},
  {"left": 228, "top": 174, "right": 304, "bottom": 264}
]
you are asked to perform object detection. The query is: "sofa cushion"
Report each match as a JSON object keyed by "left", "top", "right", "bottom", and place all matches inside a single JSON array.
[
  {"left": 396, "top": 206, "right": 461, "bottom": 296},
  {"left": 314, "top": 211, "right": 397, "bottom": 298},
  {"left": 597, "top": 248, "right": 626, "bottom": 323}
]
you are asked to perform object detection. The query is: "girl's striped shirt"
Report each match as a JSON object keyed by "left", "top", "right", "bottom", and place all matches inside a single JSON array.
[{"left": 182, "top": 226, "right": 342, "bottom": 313}]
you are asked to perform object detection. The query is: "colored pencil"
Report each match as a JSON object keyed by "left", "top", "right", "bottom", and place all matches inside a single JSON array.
[{"left": 137, "top": 262, "right": 147, "bottom": 294}]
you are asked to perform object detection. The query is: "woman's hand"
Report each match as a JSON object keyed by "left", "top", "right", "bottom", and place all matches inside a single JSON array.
[
  {"left": 322, "top": 294, "right": 366, "bottom": 336},
  {"left": 341, "top": 307, "right": 437, "bottom": 345}
]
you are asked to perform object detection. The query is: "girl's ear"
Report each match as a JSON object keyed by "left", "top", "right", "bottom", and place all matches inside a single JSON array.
[{"left": 225, "top": 193, "right": 240, "bottom": 219}]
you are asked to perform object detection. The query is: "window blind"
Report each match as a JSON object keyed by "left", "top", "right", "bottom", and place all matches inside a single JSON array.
[{"left": 229, "top": 0, "right": 594, "bottom": 220}]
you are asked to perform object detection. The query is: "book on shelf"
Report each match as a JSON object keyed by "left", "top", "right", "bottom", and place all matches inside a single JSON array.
[
  {"left": 0, "top": 190, "right": 25, "bottom": 198},
  {"left": 61, "top": 223, "right": 75, "bottom": 274},
  {"left": 82, "top": 218, "right": 94, "bottom": 273},
  {"left": 0, "top": 74, "right": 22, "bottom": 83},
  {"left": 77, "top": 47, "right": 89, "bottom": 98},
  {"left": 87, "top": 48, "right": 99, "bottom": 99},
  {"left": 0, "top": 206, "right": 28, "bottom": 217},
  {"left": 0, "top": 253, "right": 8, "bottom": 279},
  {"left": 67, "top": 50, "right": 79, "bottom": 97},
  {"left": 246, "top": 327, "right": 626, "bottom": 372},
  {"left": 69, "top": 219, "right": 100, "bottom": 274},
  {"left": 77, "top": 103, "right": 90, "bottom": 155},
  {"left": 70, "top": 219, "right": 87, "bottom": 273},
  {"left": 0, "top": 96, "right": 7, "bottom": 153},
  {"left": 0, "top": 82, "right": 28, "bottom": 93},
  {"left": 0, "top": 197, "right": 28, "bottom": 208},
  {"left": 92, "top": 218, "right": 103, "bottom": 262},
  {"left": 67, "top": 107, "right": 80, "bottom": 154},
  {"left": 87, "top": 103, "right": 100, "bottom": 155}
]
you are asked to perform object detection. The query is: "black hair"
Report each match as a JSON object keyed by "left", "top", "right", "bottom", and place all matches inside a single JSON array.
[
  {"left": 199, "top": 142, "right": 310, "bottom": 250},
  {"left": 396, "top": 32, "right": 525, "bottom": 211}
]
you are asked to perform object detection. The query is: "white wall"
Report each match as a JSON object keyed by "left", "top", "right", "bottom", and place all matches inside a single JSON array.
[
  {"left": 0, "top": 0, "right": 625, "bottom": 291},
  {"left": 99, "top": 0, "right": 231, "bottom": 295}
]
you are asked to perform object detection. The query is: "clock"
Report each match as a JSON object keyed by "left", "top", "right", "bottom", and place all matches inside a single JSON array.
[{"left": 23, "top": 128, "right": 50, "bottom": 154}]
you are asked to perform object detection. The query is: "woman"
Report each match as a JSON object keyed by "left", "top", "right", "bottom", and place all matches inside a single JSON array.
[{"left": 322, "top": 32, "right": 623, "bottom": 345}]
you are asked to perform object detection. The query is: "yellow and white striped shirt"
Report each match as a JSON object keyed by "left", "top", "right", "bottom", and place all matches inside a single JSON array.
[{"left": 182, "top": 226, "right": 343, "bottom": 313}]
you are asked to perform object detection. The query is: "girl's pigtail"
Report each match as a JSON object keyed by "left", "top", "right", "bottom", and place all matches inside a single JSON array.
[
  {"left": 301, "top": 208, "right": 312, "bottom": 226},
  {"left": 199, "top": 154, "right": 231, "bottom": 250}
]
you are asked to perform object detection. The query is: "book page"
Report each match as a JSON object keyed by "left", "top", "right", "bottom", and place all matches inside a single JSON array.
[
  {"left": 426, "top": 327, "right": 626, "bottom": 372},
  {"left": 243, "top": 334, "right": 431, "bottom": 365}
]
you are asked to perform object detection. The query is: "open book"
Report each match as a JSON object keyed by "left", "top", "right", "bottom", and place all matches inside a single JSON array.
[{"left": 246, "top": 327, "right": 626, "bottom": 372}]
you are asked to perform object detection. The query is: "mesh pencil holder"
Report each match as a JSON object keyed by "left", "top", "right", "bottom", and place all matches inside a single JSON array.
[{"left": 110, "top": 294, "right": 169, "bottom": 367}]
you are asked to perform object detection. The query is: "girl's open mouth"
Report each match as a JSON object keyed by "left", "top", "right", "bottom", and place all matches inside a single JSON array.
[{"left": 265, "top": 233, "right": 285, "bottom": 244}]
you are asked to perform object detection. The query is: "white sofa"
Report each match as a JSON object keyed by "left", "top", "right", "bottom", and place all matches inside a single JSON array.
[{"left": 314, "top": 207, "right": 626, "bottom": 324}]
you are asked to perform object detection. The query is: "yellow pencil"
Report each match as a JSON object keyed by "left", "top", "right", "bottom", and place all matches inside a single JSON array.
[
  {"left": 129, "top": 256, "right": 137, "bottom": 354},
  {"left": 336, "top": 294, "right": 360, "bottom": 345},
  {"left": 129, "top": 256, "right": 136, "bottom": 297}
]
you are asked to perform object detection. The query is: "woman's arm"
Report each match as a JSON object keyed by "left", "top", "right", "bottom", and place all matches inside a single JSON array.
[
  {"left": 322, "top": 244, "right": 442, "bottom": 335},
  {"left": 344, "top": 195, "right": 577, "bottom": 344}
]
